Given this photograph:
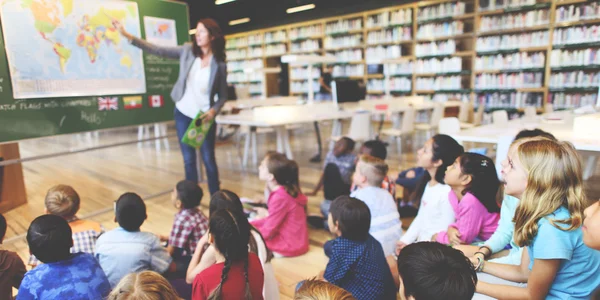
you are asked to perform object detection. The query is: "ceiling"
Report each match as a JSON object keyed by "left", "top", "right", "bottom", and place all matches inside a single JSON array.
[{"left": 181, "top": 0, "right": 412, "bottom": 35}]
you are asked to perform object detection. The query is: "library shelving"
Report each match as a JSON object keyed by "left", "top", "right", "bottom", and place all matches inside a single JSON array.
[{"left": 223, "top": 0, "right": 600, "bottom": 108}]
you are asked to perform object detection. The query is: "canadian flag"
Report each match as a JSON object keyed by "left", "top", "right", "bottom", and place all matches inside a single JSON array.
[{"left": 149, "top": 95, "right": 164, "bottom": 108}]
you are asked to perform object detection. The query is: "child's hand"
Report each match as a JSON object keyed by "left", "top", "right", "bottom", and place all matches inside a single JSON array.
[
  {"left": 158, "top": 234, "right": 169, "bottom": 243},
  {"left": 447, "top": 227, "right": 462, "bottom": 245},
  {"left": 197, "top": 233, "right": 210, "bottom": 248},
  {"left": 395, "top": 241, "right": 407, "bottom": 255},
  {"left": 254, "top": 207, "right": 269, "bottom": 218},
  {"left": 431, "top": 233, "right": 438, "bottom": 242},
  {"left": 406, "top": 170, "right": 416, "bottom": 179},
  {"left": 305, "top": 190, "right": 318, "bottom": 197}
]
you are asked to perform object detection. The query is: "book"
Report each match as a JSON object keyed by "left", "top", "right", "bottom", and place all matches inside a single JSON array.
[{"left": 181, "top": 110, "right": 215, "bottom": 149}]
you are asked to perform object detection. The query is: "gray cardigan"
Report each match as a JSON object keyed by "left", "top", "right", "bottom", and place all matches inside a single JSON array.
[{"left": 131, "top": 37, "right": 228, "bottom": 114}]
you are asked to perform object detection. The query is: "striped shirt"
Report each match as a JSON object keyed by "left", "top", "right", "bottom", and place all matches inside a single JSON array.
[{"left": 350, "top": 186, "right": 403, "bottom": 256}]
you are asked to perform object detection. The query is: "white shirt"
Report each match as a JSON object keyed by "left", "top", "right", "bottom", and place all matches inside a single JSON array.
[
  {"left": 400, "top": 182, "right": 455, "bottom": 244},
  {"left": 250, "top": 230, "right": 279, "bottom": 300},
  {"left": 176, "top": 58, "right": 211, "bottom": 118},
  {"left": 350, "top": 186, "right": 403, "bottom": 256}
]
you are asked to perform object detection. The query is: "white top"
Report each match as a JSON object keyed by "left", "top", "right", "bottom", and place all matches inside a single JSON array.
[
  {"left": 176, "top": 57, "right": 211, "bottom": 118},
  {"left": 350, "top": 186, "right": 403, "bottom": 256},
  {"left": 251, "top": 229, "right": 280, "bottom": 300},
  {"left": 400, "top": 182, "right": 455, "bottom": 244}
]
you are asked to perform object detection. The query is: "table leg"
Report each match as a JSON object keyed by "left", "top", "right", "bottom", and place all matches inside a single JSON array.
[
  {"left": 282, "top": 127, "right": 293, "bottom": 159},
  {"left": 276, "top": 126, "right": 284, "bottom": 154},
  {"left": 242, "top": 129, "right": 251, "bottom": 167}
]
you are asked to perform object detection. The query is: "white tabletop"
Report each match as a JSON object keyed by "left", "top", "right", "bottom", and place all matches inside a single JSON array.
[{"left": 217, "top": 103, "right": 355, "bottom": 127}]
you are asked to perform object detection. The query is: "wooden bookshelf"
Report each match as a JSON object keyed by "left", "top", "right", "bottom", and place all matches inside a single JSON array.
[{"left": 224, "top": 0, "right": 600, "bottom": 109}]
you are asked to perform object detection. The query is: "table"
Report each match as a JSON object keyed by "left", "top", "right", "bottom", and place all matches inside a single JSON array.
[{"left": 450, "top": 111, "right": 600, "bottom": 178}]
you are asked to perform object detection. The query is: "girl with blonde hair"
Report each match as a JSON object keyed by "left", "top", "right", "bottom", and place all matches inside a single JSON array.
[
  {"left": 108, "top": 271, "right": 182, "bottom": 300},
  {"left": 294, "top": 279, "right": 355, "bottom": 300},
  {"left": 475, "top": 139, "right": 600, "bottom": 299}
]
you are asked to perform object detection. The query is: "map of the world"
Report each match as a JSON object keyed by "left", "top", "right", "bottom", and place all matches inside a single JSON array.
[{"left": 0, "top": 0, "right": 146, "bottom": 99}]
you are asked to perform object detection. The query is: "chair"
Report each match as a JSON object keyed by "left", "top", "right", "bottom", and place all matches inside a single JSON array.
[
  {"left": 330, "top": 111, "right": 373, "bottom": 143},
  {"left": 381, "top": 107, "right": 416, "bottom": 153},
  {"left": 492, "top": 110, "right": 508, "bottom": 125},
  {"left": 438, "top": 117, "right": 461, "bottom": 135},
  {"left": 523, "top": 106, "right": 537, "bottom": 121},
  {"left": 544, "top": 102, "right": 554, "bottom": 113},
  {"left": 415, "top": 102, "right": 444, "bottom": 139},
  {"left": 235, "top": 86, "right": 250, "bottom": 99},
  {"left": 458, "top": 101, "right": 476, "bottom": 129},
  {"left": 474, "top": 104, "right": 485, "bottom": 126}
]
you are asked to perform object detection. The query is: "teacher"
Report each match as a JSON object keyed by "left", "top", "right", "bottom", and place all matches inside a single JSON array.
[{"left": 116, "top": 19, "right": 227, "bottom": 195}]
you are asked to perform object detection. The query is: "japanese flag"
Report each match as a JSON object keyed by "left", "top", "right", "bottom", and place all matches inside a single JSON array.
[{"left": 150, "top": 95, "right": 164, "bottom": 108}]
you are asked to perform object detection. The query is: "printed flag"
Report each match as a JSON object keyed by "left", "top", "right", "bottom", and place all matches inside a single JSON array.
[
  {"left": 123, "top": 96, "right": 143, "bottom": 110},
  {"left": 98, "top": 97, "right": 118, "bottom": 111},
  {"left": 149, "top": 95, "right": 164, "bottom": 108}
]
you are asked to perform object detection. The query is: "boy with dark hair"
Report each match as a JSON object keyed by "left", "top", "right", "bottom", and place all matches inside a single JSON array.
[
  {"left": 163, "top": 180, "right": 208, "bottom": 278},
  {"left": 18, "top": 215, "right": 110, "bottom": 299},
  {"left": 95, "top": 192, "right": 173, "bottom": 287},
  {"left": 0, "top": 213, "right": 26, "bottom": 300},
  {"left": 397, "top": 242, "right": 477, "bottom": 300},
  {"left": 320, "top": 196, "right": 397, "bottom": 300}
]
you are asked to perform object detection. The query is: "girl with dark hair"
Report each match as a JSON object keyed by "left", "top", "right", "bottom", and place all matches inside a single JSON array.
[
  {"left": 433, "top": 153, "right": 501, "bottom": 245},
  {"left": 115, "top": 18, "right": 227, "bottom": 195},
  {"left": 396, "top": 135, "right": 464, "bottom": 253},
  {"left": 250, "top": 152, "right": 309, "bottom": 257},
  {"left": 187, "top": 190, "right": 279, "bottom": 299},
  {"left": 191, "top": 209, "right": 264, "bottom": 300}
]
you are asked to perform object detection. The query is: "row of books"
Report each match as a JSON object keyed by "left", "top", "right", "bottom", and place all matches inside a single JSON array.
[
  {"left": 366, "top": 8, "right": 413, "bottom": 28},
  {"left": 227, "top": 59, "right": 263, "bottom": 72},
  {"left": 425, "top": 93, "right": 470, "bottom": 103},
  {"left": 550, "top": 49, "right": 600, "bottom": 67},
  {"left": 553, "top": 26, "right": 600, "bottom": 45},
  {"left": 367, "top": 78, "right": 412, "bottom": 92},
  {"left": 416, "top": 21, "right": 464, "bottom": 39},
  {"left": 326, "top": 49, "right": 364, "bottom": 62},
  {"left": 324, "top": 34, "right": 362, "bottom": 50},
  {"left": 290, "top": 40, "right": 320, "bottom": 53},
  {"left": 475, "top": 52, "right": 545, "bottom": 70},
  {"left": 367, "top": 27, "right": 412, "bottom": 44},
  {"left": 479, "top": 10, "right": 549, "bottom": 32},
  {"left": 549, "top": 93, "right": 598, "bottom": 109},
  {"left": 476, "top": 31, "right": 549, "bottom": 51},
  {"left": 415, "top": 57, "right": 463, "bottom": 73},
  {"left": 549, "top": 71, "right": 600, "bottom": 88},
  {"left": 475, "top": 92, "right": 543, "bottom": 109},
  {"left": 290, "top": 68, "right": 320, "bottom": 80},
  {"left": 227, "top": 72, "right": 263, "bottom": 83},
  {"left": 332, "top": 65, "right": 365, "bottom": 77},
  {"left": 384, "top": 62, "right": 414, "bottom": 75},
  {"left": 247, "top": 34, "right": 262, "bottom": 46},
  {"left": 265, "top": 31, "right": 287, "bottom": 44},
  {"left": 326, "top": 18, "right": 363, "bottom": 34},
  {"left": 265, "top": 44, "right": 286, "bottom": 56},
  {"left": 365, "top": 45, "right": 403, "bottom": 62},
  {"left": 289, "top": 25, "right": 323, "bottom": 40},
  {"left": 555, "top": 2, "right": 600, "bottom": 23},
  {"left": 226, "top": 37, "right": 248, "bottom": 49},
  {"left": 475, "top": 72, "right": 543, "bottom": 89},
  {"left": 416, "top": 40, "right": 456, "bottom": 57},
  {"left": 416, "top": 76, "right": 463, "bottom": 90},
  {"left": 247, "top": 47, "right": 263, "bottom": 58},
  {"left": 226, "top": 49, "right": 247, "bottom": 60},
  {"left": 291, "top": 81, "right": 320, "bottom": 93},
  {"left": 479, "top": 0, "right": 537, "bottom": 11},
  {"left": 417, "top": 2, "right": 466, "bottom": 22}
]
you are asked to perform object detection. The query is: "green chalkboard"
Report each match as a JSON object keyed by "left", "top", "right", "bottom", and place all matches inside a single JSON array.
[{"left": 0, "top": 0, "right": 189, "bottom": 144}]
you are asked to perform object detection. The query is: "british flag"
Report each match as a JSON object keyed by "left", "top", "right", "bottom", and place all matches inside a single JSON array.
[{"left": 98, "top": 97, "right": 118, "bottom": 111}]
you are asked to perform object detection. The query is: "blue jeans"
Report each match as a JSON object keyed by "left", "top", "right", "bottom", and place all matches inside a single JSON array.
[{"left": 174, "top": 108, "right": 220, "bottom": 195}]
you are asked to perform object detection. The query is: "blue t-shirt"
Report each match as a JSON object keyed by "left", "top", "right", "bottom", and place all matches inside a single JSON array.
[
  {"left": 324, "top": 235, "right": 396, "bottom": 300},
  {"left": 527, "top": 206, "right": 600, "bottom": 300},
  {"left": 17, "top": 253, "right": 110, "bottom": 300}
]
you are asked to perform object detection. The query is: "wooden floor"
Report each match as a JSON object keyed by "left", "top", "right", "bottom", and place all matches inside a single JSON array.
[{"left": 2, "top": 121, "right": 599, "bottom": 299}]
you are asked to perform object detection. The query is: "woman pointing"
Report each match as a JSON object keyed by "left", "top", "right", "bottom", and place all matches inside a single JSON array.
[{"left": 116, "top": 19, "right": 227, "bottom": 195}]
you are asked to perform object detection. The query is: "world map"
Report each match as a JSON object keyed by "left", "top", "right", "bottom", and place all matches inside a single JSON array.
[{"left": 0, "top": 0, "right": 146, "bottom": 99}]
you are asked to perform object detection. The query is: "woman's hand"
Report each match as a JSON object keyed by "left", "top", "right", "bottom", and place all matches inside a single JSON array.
[
  {"left": 201, "top": 108, "right": 217, "bottom": 123},
  {"left": 112, "top": 20, "right": 133, "bottom": 41}
]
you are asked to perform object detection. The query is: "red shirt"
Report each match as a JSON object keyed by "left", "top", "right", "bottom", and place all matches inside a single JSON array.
[{"left": 192, "top": 253, "right": 264, "bottom": 300}]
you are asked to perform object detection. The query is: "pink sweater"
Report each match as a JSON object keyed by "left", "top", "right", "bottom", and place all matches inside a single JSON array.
[
  {"left": 250, "top": 187, "right": 309, "bottom": 257},
  {"left": 436, "top": 191, "right": 500, "bottom": 245}
]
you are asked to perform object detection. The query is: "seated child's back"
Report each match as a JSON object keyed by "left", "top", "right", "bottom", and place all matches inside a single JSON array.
[
  {"left": 350, "top": 155, "right": 402, "bottom": 256},
  {"left": 0, "top": 214, "right": 26, "bottom": 300},
  {"left": 324, "top": 196, "right": 396, "bottom": 300},
  {"left": 18, "top": 215, "right": 110, "bottom": 300},
  {"left": 29, "top": 185, "right": 104, "bottom": 266},
  {"left": 95, "top": 193, "right": 172, "bottom": 287}
]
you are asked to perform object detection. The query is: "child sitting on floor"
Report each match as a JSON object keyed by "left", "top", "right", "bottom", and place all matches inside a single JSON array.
[
  {"left": 321, "top": 196, "right": 396, "bottom": 300},
  {"left": 0, "top": 213, "right": 26, "bottom": 300},
  {"left": 397, "top": 242, "right": 477, "bottom": 300},
  {"left": 95, "top": 192, "right": 174, "bottom": 287},
  {"left": 250, "top": 152, "right": 308, "bottom": 257},
  {"left": 350, "top": 155, "right": 402, "bottom": 256},
  {"left": 108, "top": 271, "right": 182, "bottom": 300},
  {"left": 29, "top": 184, "right": 105, "bottom": 267},
  {"left": 163, "top": 180, "right": 209, "bottom": 278},
  {"left": 294, "top": 279, "right": 355, "bottom": 300},
  {"left": 350, "top": 140, "right": 395, "bottom": 197},
  {"left": 433, "top": 153, "right": 501, "bottom": 245},
  {"left": 18, "top": 215, "right": 111, "bottom": 299}
]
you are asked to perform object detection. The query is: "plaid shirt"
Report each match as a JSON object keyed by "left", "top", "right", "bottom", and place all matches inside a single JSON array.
[
  {"left": 28, "top": 217, "right": 104, "bottom": 266},
  {"left": 168, "top": 208, "right": 209, "bottom": 256}
]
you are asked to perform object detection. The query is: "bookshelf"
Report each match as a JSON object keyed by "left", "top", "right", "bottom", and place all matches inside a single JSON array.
[{"left": 223, "top": 0, "right": 600, "bottom": 109}]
